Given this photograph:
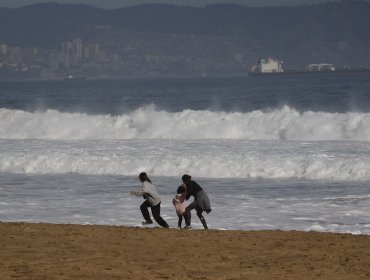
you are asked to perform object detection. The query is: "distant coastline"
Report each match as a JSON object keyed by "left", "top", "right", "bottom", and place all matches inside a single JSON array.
[{"left": 1, "top": 2, "right": 370, "bottom": 81}]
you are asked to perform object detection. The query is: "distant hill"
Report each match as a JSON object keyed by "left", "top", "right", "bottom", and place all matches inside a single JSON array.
[
  {"left": 1, "top": 1, "right": 370, "bottom": 46},
  {"left": 1, "top": 0, "right": 370, "bottom": 74}
]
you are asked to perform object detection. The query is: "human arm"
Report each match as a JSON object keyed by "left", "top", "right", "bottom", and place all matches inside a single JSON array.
[
  {"left": 129, "top": 191, "right": 145, "bottom": 196},
  {"left": 173, "top": 197, "right": 177, "bottom": 206},
  {"left": 185, "top": 183, "right": 192, "bottom": 200},
  {"left": 129, "top": 182, "right": 146, "bottom": 197},
  {"left": 130, "top": 181, "right": 156, "bottom": 198}
]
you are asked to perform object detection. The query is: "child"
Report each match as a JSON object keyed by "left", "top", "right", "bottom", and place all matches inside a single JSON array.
[{"left": 172, "top": 185, "right": 188, "bottom": 229}]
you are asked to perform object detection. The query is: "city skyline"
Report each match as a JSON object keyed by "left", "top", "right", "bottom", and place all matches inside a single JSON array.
[
  {"left": 0, "top": 0, "right": 361, "bottom": 9},
  {"left": 2, "top": 0, "right": 370, "bottom": 80}
]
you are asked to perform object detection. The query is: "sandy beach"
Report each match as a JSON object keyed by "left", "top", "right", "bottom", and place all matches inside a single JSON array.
[{"left": 1, "top": 223, "right": 369, "bottom": 279}]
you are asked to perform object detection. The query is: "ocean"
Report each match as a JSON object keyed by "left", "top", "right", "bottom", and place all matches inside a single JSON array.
[{"left": 1, "top": 74, "right": 370, "bottom": 233}]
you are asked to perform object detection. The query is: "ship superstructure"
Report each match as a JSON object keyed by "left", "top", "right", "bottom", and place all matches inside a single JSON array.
[{"left": 250, "top": 58, "right": 284, "bottom": 73}]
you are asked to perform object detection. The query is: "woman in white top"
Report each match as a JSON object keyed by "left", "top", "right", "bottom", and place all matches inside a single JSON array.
[{"left": 130, "top": 172, "right": 169, "bottom": 228}]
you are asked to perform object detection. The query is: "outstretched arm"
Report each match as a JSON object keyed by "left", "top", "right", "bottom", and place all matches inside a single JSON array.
[{"left": 129, "top": 191, "right": 145, "bottom": 196}]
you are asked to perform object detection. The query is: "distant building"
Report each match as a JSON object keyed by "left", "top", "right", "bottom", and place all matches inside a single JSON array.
[
  {"left": 41, "top": 69, "right": 56, "bottom": 80},
  {"left": 33, "top": 47, "right": 39, "bottom": 56},
  {"left": 0, "top": 44, "right": 7, "bottom": 54},
  {"left": 62, "top": 42, "right": 73, "bottom": 55},
  {"left": 93, "top": 44, "right": 100, "bottom": 55},
  {"left": 61, "top": 53, "right": 70, "bottom": 69},
  {"left": 49, "top": 51, "right": 62, "bottom": 70},
  {"left": 72, "top": 38, "right": 83, "bottom": 58},
  {"left": 95, "top": 51, "right": 106, "bottom": 63},
  {"left": 83, "top": 46, "right": 90, "bottom": 59}
]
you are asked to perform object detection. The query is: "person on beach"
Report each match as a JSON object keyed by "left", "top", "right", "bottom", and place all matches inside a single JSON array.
[
  {"left": 129, "top": 172, "right": 169, "bottom": 228},
  {"left": 172, "top": 185, "right": 188, "bottom": 229},
  {"left": 182, "top": 174, "right": 211, "bottom": 229}
]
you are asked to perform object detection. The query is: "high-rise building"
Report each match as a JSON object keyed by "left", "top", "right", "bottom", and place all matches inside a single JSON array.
[
  {"left": 62, "top": 53, "right": 70, "bottom": 69},
  {"left": 72, "top": 38, "right": 83, "bottom": 58},
  {"left": 83, "top": 46, "right": 90, "bottom": 59},
  {"left": 93, "top": 43, "right": 100, "bottom": 55},
  {"left": 0, "top": 44, "right": 7, "bottom": 54},
  {"left": 62, "top": 42, "right": 73, "bottom": 55},
  {"left": 95, "top": 51, "right": 106, "bottom": 63},
  {"left": 49, "top": 52, "right": 62, "bottom": 70}
]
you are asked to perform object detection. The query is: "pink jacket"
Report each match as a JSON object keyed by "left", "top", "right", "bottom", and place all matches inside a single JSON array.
[{"left": 172, "top": 192, "right": 187, "bottom": 215}]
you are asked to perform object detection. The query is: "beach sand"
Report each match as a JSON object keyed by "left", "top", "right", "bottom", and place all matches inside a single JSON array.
[{"left": 1, "top": 222, "right": 370, "bottom": 280}]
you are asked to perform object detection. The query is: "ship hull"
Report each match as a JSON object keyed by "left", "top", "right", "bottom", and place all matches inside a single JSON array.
[{"left": 249, "top": 68, "right": 370, "bottom": 77}]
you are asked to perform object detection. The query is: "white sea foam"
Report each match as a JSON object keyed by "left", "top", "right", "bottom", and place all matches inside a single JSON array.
[
  {"left": 1, "top": 174, "right": 369, "bottom": 234},
  {"left": 1, "top": 138, "right": 370, "bottom": 180},
  {"left": 2, "top": 105, "right": 370, "bottom": 180},
  {"left": 2, "top": 106, "right": 370, "bottom": 141},
  {"left": 1, "top": 106, "right": 370, "bottom": 233},
  {"left": 2, "top": 79, "right": 370, "bottom": 234}
]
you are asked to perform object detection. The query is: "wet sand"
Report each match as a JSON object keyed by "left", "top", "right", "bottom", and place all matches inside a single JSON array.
[{"left": 1, "top": 222, "right": 370, "bottom": 279}]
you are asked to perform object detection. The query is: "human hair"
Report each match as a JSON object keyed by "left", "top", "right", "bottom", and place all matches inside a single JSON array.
[
  {"left": 139, "top": 172, "right": 151, "bottom": 183},
  {"left": 182, "top": 174, "right": 191, "bottom": 183},
  {"left": 177, "top": 185, "right": 186, "bottom": 194}
]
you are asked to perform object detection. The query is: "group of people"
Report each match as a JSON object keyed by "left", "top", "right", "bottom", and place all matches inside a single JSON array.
[{"left": 130, "top": 172, "right": 211, "bottom": 229}]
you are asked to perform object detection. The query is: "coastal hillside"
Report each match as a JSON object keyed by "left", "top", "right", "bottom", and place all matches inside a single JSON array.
[{"left": 0, "top": 0, "right": 369, "bottom": 78}]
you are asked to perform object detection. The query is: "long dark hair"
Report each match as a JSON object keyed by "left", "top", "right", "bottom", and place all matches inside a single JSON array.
[
  {"left": 182, "top": 174, "right": 191, "bottom": 184},
  {"left": 177, "top": 185, "right": 186, "bottom": 194},
  {"left": 139, "top": 172, "right": 151, "bottom": 183}
]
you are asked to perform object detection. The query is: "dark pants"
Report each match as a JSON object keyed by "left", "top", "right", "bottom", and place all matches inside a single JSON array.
[
  {"left": 177, "top": 213, "right": 189, "bottom": 228},
  {"left": 184, "top": 200, "right": 208, "bottom": 229},
  {"left": 140, "top": 200, "right": 169, "bottom": 228}
]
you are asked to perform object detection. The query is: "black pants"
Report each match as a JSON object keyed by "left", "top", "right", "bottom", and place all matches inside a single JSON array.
[
  {"left": 140, "top": 200, "right": 169, "bottom": 228},
  {"left": 177, "top": 213, "right": 188, "bottom": 228},
  {"left": 184, "top": 200, "right": 208, "bottom": 229}
]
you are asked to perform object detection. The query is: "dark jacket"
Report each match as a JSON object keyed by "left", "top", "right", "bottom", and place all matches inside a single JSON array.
[
  {"left": 185, "top": 180, "right": 203, "bottom": 200},
  {"left": 185, "top": 180, "right": 211, "bottom": 212}
]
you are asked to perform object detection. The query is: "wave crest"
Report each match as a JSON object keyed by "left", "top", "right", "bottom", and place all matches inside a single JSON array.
[{"left": 1, "top": 106, "right": 370, "bottom": 141}]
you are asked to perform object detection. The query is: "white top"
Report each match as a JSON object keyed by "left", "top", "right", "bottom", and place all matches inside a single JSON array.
[{"left": 132, "top": 181, "right": 161, "bottom": 206}]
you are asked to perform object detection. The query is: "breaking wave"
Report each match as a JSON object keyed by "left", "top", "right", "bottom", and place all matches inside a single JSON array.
[
  {"left": 1, "top": 137, "right": 370, "bottom": 180},
  {"left": 1, "top": 105, "right": 370, "bottom": 141}
]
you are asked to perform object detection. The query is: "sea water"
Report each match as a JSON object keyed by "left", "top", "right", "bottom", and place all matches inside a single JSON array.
[{"left": 1, "top": 75, "right": 370, "bottom": 233}]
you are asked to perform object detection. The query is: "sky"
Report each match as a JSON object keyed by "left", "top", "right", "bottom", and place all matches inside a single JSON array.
[{"left": 0, "top": 0, "right": 358, "bottom": 9}]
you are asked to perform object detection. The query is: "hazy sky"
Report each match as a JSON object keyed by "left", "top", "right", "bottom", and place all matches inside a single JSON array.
[{"left": 0, "top": 0, "right": 358, "bottom": 9}]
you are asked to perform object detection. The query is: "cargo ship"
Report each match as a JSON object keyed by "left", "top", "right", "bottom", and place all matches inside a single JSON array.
[{"left": 249, "top": 58, "right": 370, "bottom": 76}]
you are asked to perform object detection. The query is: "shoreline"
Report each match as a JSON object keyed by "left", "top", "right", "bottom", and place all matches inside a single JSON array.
[{"left": 1, "top": 222, "right": 370, "bottom": 279}]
